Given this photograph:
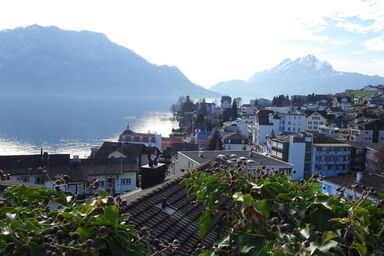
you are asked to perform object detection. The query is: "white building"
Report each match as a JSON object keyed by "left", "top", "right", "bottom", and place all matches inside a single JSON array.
[
  {"left": 119, "top": 128, "right": 162, "bottom": 149},
  {"left": 333, "top": 96, "right": 352, "bottom": 112},
  {"left": 305, "top": 111, "right": 327, "bottom": 132},
  {"left": 279, "top": 113, "right": 307, "bottom": 133}
]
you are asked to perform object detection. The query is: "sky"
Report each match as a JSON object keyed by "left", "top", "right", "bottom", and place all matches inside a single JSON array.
[{"left": 0, "top": 0, "right": 383, "bottom": 88}]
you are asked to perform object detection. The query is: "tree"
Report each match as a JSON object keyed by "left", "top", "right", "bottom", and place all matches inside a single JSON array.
[
  {"left": 231, "top": 101, "right": 238, "bottom": 121},
  {"left": 170, "top": 103, "right": 177, "bottom": 118},
  {"left": 198, "top": 98, "right": 208, "bottom": 117},
  {"left": 183, "top": 166, "right": 384, "bottom": 255},
  {"left": 208, "top": 130, "right": 223, "bottom": 150},
  {"left": 181, "top": 95, "right": 195, "bottom": 114}
]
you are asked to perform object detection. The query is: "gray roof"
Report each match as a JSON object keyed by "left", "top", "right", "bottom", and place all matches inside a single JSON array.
[
  {"left": 122, "top": 174, "right": 217, "bottom": 255},
  {"left": 179, "top": 150, "right": 293, "bottom": 167}
]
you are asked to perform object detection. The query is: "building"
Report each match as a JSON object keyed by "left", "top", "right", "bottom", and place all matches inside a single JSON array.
[
  {"left": 311, "top": 137, "right": 351, "bottom": 176},
  {"left": 279, "top": 112, "right": 307, "bottom": 133},
  {"left": 223, "top": 133, "right": 250, "bottom": 151},
  {"left": 0, "top": 152, "right": 139, "bottom": 195},
  {"left": 177, "top": 150, "right": 294, "bottom": 176},
  {"left": 194, "top": 130, "right": 212, "bottom": 149},
  {"left": 254, "top": 109, "right": 275, "bottom": 145},
  {"left": 332, "top": 96, "right": 352, "bottom": 112},
  {"left": 223, "top": 119, "right": 250, "bottom": 138},
  {"left": 266, "top": 133, "right": 313, "bottom": 180},
  {"left": 348, "top": 119, "right": 384, "bottom": 143},
  {"left": 119, "top": 127, "right": 162, "bottom": 149},
  {"left": 365, "top": 144, "right": 383, "bottom": 174},
  {"left": 220, "top": 96, "right": 232, "bottom": 110},
  {"left": 320, "top": 172, "right": 383, "bottom": 203},
  {"left": 305, "top": 111, "right": 327, "bottom": 132}
]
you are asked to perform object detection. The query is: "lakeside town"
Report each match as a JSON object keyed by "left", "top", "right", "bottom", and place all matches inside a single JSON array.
[{"left": 1, "top": 85, "right": 384, "bottom": 254}]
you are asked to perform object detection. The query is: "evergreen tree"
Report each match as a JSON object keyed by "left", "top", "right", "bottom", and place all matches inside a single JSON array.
[
  {"left": 208, "top": 130, "right": 223, "bottom": 150},
  {"left": 231, "top": 101, "right": 238, "bottom": 120}
]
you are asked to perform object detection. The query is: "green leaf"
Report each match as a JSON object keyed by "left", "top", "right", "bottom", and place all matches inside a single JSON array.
[
  {"left": 199, "top": 211, "right": 213, "bottom": 239},
  {"left": 354, "top": 207, "right": 369, "bottom": 217},
  {"left": 354, "top": 242, "right": 367, "bottom": 256},
  {"left": 256, "top": 241, "right": 273, "bottom": 256},
  {"left": 254, "top": 199, "right": 270, "bottom": 219},
  {"left": 322, "top": 231, "right": 337, "bottom": 244},
  {"left": 104, "top": 205, "right": 119, "bottom": 228},
  {"left": 318, "top": 240, "right": 338, "bottom": 253},
  {"left": 199, "top": 251, "right": 213, "bottom": 256},
  {"left": 300, "top": 224, "right": 311, "bottom": 239},
  {"left": 243, "top": 194, "right": 255, "bottom": 208},
  {"left": 30, "top": 242, "right": 45, "bottom": 256},
  {"left": 76, "top": 227, "right": 94, "bottom": 242}
]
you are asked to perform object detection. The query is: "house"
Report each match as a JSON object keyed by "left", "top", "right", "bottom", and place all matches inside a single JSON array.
[
  {"left": 311, "top": 136, "right": 351, "bottom": 176},
  {"left": 194, "top": 130, "right": 211, "bottom": 149},
  {"left": 319, "top": 172, "right": 383, "bottom": 203},
  {"left": 332, "top": 96, "right": 352, "bottom": 112},
  {"left": 347, "top": 119, "right": 384, "bottom": 143},
  {"left": 253, "top": 109, "right": 274, "bottom": 145},
  {"left": 170, "top": 143, "right": 199, "bottom": 157},
  {"left": 240, "top": 104, "right": 255, "bottom": 116},
  {"left": 278, "top": 112, "right": 307, "bottom": 133},
  {"left": 92, "top": 141, "right": 166, "bottom": 191},
  {"left": 266, "top": 132, "right": 313, "bottom": 180},
  {"left": 0, "top": 151, "right": 141, "bottom": 195},
  {"left": 119, "top": 127, "right": 162, "bottom": 149},
  {"left": 220, "top": 96, "right": 232, "bottom": 110},
  {"left": 365, "top": 144, "right": 383, "bottom": 174},
  {"left": 223, "top": 133, "right": 250, "bottom": 151},
  {"left": 305, "top": 110, "right": 327, "bottom": 132},
  {"left": 0, "top": 153, "right": 72, "bottom": 186},
  {"left": 177, "top": 150, "right": 294, "bottom": 176},
  {"left": 223, "top": 119, "right": 249, "bottom": 138}
]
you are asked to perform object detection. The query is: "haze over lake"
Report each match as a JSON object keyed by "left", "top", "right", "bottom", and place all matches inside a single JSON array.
[{"left": 0, "top": 94, "right": 179, "bottom": 157}]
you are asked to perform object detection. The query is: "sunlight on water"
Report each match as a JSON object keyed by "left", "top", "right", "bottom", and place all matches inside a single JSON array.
[{"left": 0, "top": 112, "right": 178, "bottom": 158}]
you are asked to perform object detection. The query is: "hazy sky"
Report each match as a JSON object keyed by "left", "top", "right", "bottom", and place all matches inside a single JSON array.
[{"left": 1, "top": 0, "right": 383, "bottom": 87}]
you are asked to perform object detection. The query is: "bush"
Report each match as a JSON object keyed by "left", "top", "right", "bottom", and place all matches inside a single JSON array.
[
  {"left": 0, "top": 185, "right": 145, "bottom": 255},
  {"left": 183, "top": 163, "right": 384, "bottom": 255}
]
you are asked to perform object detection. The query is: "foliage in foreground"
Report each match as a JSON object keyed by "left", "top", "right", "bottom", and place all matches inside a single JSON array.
[
  {"left": 183, "top": 162, "right": 384, "bottom": 255},
  {"left": 0, "top": 185, "right": 145, "bottom": 255}
]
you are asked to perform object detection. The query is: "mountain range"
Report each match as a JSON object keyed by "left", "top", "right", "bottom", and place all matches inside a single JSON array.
[
  {"left": 0, "top": 25, "right": 216, "bottom": 98},
  {"left": 211, "top": 55, "right": 384, "bottom": 98}
]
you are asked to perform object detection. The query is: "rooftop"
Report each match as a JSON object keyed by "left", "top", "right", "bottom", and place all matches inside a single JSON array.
[
  {"left": 122, "top": 173, "right": 217, "bottom": 255},
  {"left": 324, "top": 173, "right": 384, "bottom": 195},
  {"left": 179, "top": 150, "right": 293, "bottom": 168}
]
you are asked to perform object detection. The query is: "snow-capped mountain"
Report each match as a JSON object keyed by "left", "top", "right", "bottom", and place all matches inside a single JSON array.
[
  {"left": 0, "top": 25, "right": 217, "bottom": 98},
  {"left": 211, "top": 55, "right": 384, "bottom": 98}
]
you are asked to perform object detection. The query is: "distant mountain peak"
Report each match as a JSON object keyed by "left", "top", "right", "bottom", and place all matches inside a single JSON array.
[
  {"left": 211, "top": 54, "right": 384, "bottom": 98},
  {"left": 268, "top": 54, "right": 335, "bottom": 75}
]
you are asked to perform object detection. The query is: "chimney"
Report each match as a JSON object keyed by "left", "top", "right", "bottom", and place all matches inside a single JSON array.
[
  {"left": 161, "top": 198, "right": 167, "bottom": 209},
  {"left": 356, "top": 172, "right": 363, "bottom": 183}
]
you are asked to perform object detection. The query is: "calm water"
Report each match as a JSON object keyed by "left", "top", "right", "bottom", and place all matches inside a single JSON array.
[{"left": 0, "top": 95, "right": 178, "bottom": 157}]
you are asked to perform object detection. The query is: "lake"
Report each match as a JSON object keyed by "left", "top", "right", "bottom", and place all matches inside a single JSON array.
[{"left": 0, "top": 94, "right": 179, "bottom": 157}]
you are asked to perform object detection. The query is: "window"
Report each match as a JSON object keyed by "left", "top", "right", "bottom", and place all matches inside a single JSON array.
[
  {"left": 121, "top": 178, "right": 131, "bottom": 185},
  {"left": 21, "top": 176, "right": 30, "bottom": 183},
  {"left": 36, "top": 176, "right": 44, "bottom": 184}
]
